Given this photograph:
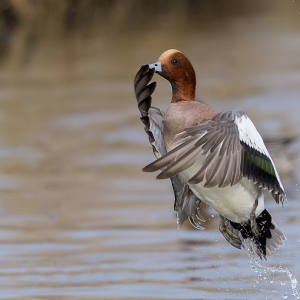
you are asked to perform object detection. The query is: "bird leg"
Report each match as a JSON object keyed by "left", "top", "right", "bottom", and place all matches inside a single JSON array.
[
  {"left": 219, "top": 215, "right": 242, "bottom": 249},
  {"left": 250, "top": 197, "right": 260, "bottom": 239}
]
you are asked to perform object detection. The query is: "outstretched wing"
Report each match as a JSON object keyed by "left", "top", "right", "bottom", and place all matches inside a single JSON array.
[
  {"left": 134, "top": 65, "right": 165, "bottom": 158},
  {"left": 143, "top": 110, "right": 286, "bottom": 204},
  {"left": 134, "top": 65, "right": 205, "bottom": 228}
]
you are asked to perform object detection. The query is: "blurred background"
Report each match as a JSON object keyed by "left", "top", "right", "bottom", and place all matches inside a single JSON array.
[{"left": 0, "top": 0, "right": 300, "bottom": 299}]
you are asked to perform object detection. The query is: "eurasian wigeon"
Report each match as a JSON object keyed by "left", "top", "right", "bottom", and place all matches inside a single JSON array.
[{"left": 134, "top": 49, "right": 286, "bottom": 259}]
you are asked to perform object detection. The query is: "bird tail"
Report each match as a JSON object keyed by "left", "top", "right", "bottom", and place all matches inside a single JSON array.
[{"left": 226, "top": 209, "right": 286, "bottom": 259}]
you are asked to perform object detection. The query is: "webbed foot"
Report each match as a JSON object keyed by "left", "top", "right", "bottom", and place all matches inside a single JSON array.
[{"left": 219, "top": 215, "right": 242, "bottom": 249}]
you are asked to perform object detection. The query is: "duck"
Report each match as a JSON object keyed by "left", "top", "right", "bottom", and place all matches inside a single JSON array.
[{"left": 134, "top": 49, "right": 286, "bottom": 259}]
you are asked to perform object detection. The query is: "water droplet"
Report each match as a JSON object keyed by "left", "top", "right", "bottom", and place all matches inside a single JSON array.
[
  {"left": 249, "top": 257, "right": 299, "bottom": 298},
  {"left": 293, "top": 290, "right": 300, "bottom": 299}
]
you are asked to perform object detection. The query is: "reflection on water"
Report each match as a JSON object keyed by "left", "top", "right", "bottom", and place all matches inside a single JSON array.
[{"left": 0, "top": 7, "right": 300, "bottom": 300}]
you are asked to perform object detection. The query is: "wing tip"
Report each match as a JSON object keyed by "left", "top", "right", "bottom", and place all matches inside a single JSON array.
[
  {"left": 134, "top": 65, "right": 152, "bottom": 86},
  {"left": 143, "top": 165, "right": 173, "bottom": 179},
  {"left": 156, "top": 172, "right": 171, "bottom": 179},
  {"left": 142, "top": 164, "right": 156, "bottom": 172}
]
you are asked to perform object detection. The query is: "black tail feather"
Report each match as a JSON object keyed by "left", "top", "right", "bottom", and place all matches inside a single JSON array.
[{"left": 229, "top": 209, "right": 274, "bottom": 258}]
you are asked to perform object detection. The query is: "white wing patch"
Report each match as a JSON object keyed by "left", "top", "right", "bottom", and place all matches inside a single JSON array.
[
  {"left": 236, "top": 113, "right": 285, "bottom": 192},
  {"left": 237, "top": 114, "right": 268, "bottom": 156}
]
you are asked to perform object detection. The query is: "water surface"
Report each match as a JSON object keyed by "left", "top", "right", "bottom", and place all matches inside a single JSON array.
[{"left": 1, "top": 10, "right": 300, "bottom": 300}]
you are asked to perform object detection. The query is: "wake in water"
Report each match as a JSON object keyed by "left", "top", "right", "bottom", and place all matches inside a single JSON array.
[{"left": 247, "top": 248, "right": 299, "bottom": 299}]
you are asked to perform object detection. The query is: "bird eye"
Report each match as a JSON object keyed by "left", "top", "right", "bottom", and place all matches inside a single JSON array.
[{"left": 171, "top": 59, "right": 178, "bottom": 65}]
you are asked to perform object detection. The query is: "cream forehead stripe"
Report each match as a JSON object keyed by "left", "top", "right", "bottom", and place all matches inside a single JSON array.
[{"left": 158, "top": 49, "right": 182, "bottom": 61}]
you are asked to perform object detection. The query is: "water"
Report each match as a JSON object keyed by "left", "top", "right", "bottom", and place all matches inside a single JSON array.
[{"left": 1, "top": 10, "right": 300, "bottom": 300}]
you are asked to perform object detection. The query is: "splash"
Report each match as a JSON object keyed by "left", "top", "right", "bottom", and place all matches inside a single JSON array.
[{"left": 248, "top": 253, "right": 299, "bottom": 299}]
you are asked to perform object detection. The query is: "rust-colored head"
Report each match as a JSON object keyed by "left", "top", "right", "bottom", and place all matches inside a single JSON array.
[{"left": 148, "top": 49, "right": 196, "bottom": 103}]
